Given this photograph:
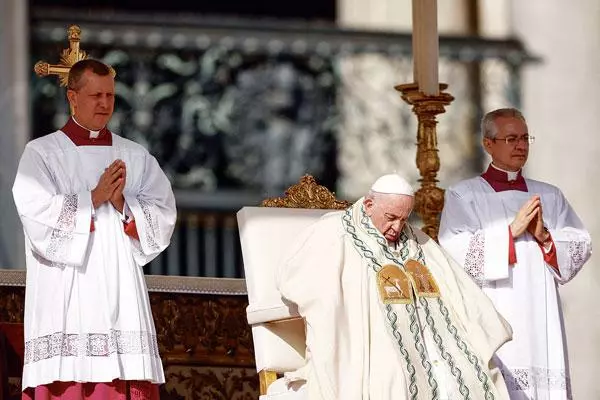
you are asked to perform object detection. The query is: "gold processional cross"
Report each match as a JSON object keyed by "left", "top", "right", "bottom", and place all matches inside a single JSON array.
[{"left": 33, "top": 24, "right": 115, "bottom": 87}]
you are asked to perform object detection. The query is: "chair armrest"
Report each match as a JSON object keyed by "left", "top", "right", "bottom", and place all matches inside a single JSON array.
[{"left": 247, "top": 304, "right": 300, "bottom": 325}]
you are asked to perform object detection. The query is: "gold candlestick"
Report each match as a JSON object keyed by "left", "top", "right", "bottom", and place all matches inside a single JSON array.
[{"left": 395, "top": 83, "right": 453, "bottom": 241}]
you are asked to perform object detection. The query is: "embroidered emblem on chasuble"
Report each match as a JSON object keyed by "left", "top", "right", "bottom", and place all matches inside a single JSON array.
[
  {"left": 377, "top": 264, "right": 413, "bottom": 304},
  {"left": 405, "top": 259, "right": 441, "bottom": 298}
]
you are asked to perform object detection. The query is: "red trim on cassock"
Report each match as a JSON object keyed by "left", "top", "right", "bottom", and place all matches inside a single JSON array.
[
  {"left": 61, "top": 118, "right": 112, "bottom": 147},
  {"left": 536, "top": 234, "right": 560, "bottom": 275},
  {"left": 508, "top": 226, "right": 517, "bottom": 265},
  {"left": 124, "top": 219, "right": 140, "bottom": 241},
  {"left": 90, "top": 219, "right": 95, "bottom": 232},
  {"left": 483, "top": 165, "right": 559, "bottom": 274}
]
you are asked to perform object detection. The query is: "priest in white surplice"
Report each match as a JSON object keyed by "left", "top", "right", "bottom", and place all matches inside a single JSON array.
[
  {"left": 278, "top": 174, "right": 513, "bottom": 400},
  {"left": 12, "top": 59, "right": 176, "bottom": 399},
  {"left": 439, "top": 108, "right": 592, "bottom": 400}
]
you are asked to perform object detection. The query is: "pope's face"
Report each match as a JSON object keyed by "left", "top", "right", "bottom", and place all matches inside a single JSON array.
[
  {"left": 483, "top": 116, "right": 529, "bottom": 172},
  {"left": 67, "top": 70, "right": 115, "bottom": 131},
  {"left": 364, "top": 194, "right": 414, "bottom": 242}
]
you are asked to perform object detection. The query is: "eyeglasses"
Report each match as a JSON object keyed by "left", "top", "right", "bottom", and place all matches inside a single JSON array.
[{"left": 490, "top": 135, "right": 535, "bottom": 145}]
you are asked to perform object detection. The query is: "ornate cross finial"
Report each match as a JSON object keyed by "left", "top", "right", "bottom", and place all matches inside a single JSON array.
[
  {"left": 33, "top": 24, "right": 115, "bottom": 87},
  {"left": 34, "top": 25, "right": 88, "bottom": 87}
]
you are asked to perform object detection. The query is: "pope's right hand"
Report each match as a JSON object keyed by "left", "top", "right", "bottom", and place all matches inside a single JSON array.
[
  {"left": 510, "top": 195, "right": 540, "bottom": 238},
  {"left": 92, "top": 160, "right": 125, "bottom": 209}
]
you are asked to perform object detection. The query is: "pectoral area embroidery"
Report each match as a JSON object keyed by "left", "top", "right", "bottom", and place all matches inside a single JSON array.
[{"left": 377, "top": 260, "right": 440, "bottom": 304}]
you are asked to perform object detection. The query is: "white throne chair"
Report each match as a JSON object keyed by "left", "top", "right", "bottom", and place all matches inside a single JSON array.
[{"left": 237, "top": 175, "right": 350, "bottom": 399}]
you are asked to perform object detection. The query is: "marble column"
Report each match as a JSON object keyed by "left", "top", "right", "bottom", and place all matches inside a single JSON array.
[{"left": 0, "top": 0, "right": 29, "bottom": 269}]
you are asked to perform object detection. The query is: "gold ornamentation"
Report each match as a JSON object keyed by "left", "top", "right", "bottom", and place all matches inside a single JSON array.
[
  {"left": 149, "top": 292, "right": 254, "bottom": 367},
  {"left": 0, "top": 286, "right": 25, "bottom": 323},
  {"left": 261, "top": 175, "right": 350, "bottom": 209},
  {"left": 395, "top": 83, "right": 454, "bottom": 241},
  {"left": 259, "top": 370, "right": 278, "bottom": 396},
  {"left": 33, "top": 24, "right": 116, "bottom": 87},
  {"left": 377, "top": 264, "right": 413, "bottom": 304},
  {"left": 404, "top": 259, "right": 440, "bottom": 297},
  {"left": 162, "top": 365, "right": 259, "bottom": 399}
]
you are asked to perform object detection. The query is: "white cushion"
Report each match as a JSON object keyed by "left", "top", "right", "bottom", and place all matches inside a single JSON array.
[{"left": 252, "top": 319, "right": 307, "bottom": 372}]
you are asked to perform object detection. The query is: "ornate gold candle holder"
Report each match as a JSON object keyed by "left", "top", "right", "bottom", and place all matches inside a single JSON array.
[{"left": 395, "top": 83, "right": 454, "bottom": 240}]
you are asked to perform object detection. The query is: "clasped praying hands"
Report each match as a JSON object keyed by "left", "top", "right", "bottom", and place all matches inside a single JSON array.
[
  {"left": 510, "top": 195, "right": 550, "bottom": 243},
  {"left": 91, "top": 159, "right": 126, "bottom": 212}
]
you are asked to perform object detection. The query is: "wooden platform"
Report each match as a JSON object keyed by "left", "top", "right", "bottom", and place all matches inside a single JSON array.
[{"left": 0, "top": 269, "right": 259, "bottom": 399}]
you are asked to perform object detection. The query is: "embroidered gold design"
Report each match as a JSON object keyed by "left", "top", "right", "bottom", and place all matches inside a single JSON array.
[
  {"left": 377, "top": 264, "right": 413, "bottom": 304},
  {"left": 405, "top": 259, "right": 440, "bottom": 297},
  {"left": 261, "top": 175, "right": 350, "bottom": 209},
  {"left": 395, "top": 83, "right": 454, "bottom": 241}
]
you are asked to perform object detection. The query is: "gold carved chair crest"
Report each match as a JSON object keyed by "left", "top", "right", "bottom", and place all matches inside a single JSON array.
[{"left": 261, "top": 175, "right": 350, "bottom": 210}]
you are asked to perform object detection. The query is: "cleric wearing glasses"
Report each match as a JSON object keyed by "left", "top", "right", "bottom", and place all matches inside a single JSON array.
[{"left": 438, "top": 108, "right": 591, "bottom": 400}]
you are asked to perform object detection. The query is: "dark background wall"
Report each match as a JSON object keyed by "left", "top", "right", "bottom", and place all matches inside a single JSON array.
[{"left": 30, "top": 0, "right": 336, "bottom": 21}]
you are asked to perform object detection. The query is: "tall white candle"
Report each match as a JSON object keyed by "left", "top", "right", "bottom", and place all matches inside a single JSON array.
[
  {"left": 412, "top": 0, "right": 421, "bottom": 87},
  {"left": 412, "top": 0, "right": 439, "bottom": 96}
]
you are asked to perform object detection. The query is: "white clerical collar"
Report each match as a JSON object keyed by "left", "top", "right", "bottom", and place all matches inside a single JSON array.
[
  {"left": 490, "top": 163, "right": 520, "bottom": 181},
  {"left": 72, "top": 117, "right": 101, "bottom": 139}
]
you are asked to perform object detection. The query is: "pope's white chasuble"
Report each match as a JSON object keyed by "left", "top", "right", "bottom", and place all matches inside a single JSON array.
[{"left": 278, "top": 199, "right": 513, "bottom": 400}]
